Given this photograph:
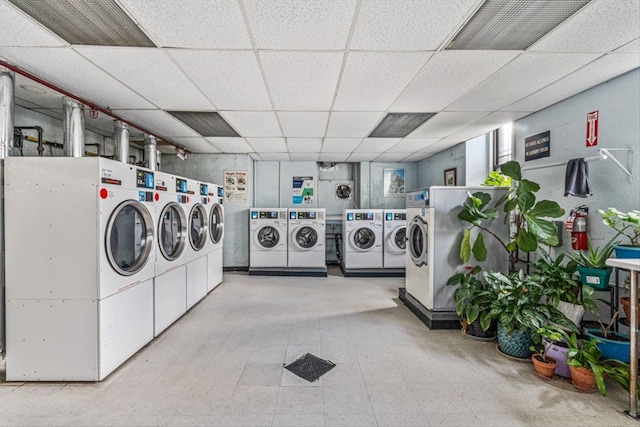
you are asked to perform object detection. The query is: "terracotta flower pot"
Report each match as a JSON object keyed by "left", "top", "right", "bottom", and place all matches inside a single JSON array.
[
  {"left": 620, "top": 297, "right": 640, "bottom": 324},
  {"left": 532, "top": 354, "right": 557, "bottom": 379},
  {"left": 569, "top": 365, "right": 597, "bottom": 393}
]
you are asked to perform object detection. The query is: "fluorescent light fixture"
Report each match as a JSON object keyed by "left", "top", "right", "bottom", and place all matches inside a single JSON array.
[
  {"left": 368, "top": 113, "right": 435, "bottom": 138},
  {"left": 168, "top": 111, "right": 240, "bottom": 137}
]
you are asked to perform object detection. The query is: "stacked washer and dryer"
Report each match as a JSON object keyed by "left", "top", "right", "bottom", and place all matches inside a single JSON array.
[
  {"left": 402, "top": 186, "right": 508, "bottom": 330},
  {"left": 5, "top": 157, "right": 157, "bottom": 381}
]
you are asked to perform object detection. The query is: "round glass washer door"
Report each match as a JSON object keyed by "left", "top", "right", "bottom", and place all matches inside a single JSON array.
[
  {"left": 408, "top": 217, "right": 428, "bottom": 266},
  {"left": 158, "top": 202, "right": 187, "bottom": 261},
  {"left": 189, "top": 204, "right": 208, "bottom": 251},
  {"left": 350, "top": 227, "right": 376, "bottom": 252},
  {"left": 387, "top": 226, "right": 407, "bottom": 253},
  {"left": 106, "top": 200, "right": 154, "bottom": 276},
  {"left": 292, "top": 226, "right": 319, "bottom": 250},
  {"left": 256, "top": 226, "right": 280, "bottom": 249},
  {"left": 209, "top": 203, "right": 224, "bottom": 244}
]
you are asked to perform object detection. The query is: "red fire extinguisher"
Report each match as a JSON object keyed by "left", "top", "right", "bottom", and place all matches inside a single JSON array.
[{"left": 569, "top": 206, "right": 588, "bottom": 251}]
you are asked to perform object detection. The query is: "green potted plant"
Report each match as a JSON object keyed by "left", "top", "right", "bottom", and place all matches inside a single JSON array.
[
  {"left": 530, "top": 325, "right": 565, "bottom": 379},
  {"left": 598, "top": 208, "right": 640, "bottom": 258},
  {"left": 446, "top": 265, "right": 497, "bottom": 339},
  {"left": 584, "top": 309, "right": 630, "bottom": 363},
  {"left": 483, "top": 270, "right": 575, "bottom": 360},
  {"left": 564, "top": 234, "right": 619, "bottom": 290}
]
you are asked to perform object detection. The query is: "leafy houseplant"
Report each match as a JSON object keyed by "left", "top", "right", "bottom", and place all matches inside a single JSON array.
[
  {"left": 483, "top": 270, "right": 575, "bottom": 359},
  {"left": 458, "top": 161, "right": 565, "bottom": 272},
  {"left": 598, "top": 208, "right": 640, "bottom": 258},
  {"left": 446, "top": 266, "right": 497, "bottom": 338},
  {"left": 482, "top": 170, "right": 511, "bottom": 187},
  {"left": 564, "top": 234, "right": 619, "bottom": 290},
  {"left": 530, "top": 326, "right": 564, "bottom": 379},
  {"left": 584, "top": 309, "right": 631, "bottom": 363}
]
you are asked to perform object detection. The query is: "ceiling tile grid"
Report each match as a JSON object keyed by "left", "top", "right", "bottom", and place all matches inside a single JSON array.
[
  {"left": 170, "top": 137, "right": 222, "bottom": 153},
  {"left": 333, "top": 52, "right": 433, "bottom": 111},
  {"left": 325, "top": 112, "right": 385, "bottom": 137},
  {"left": 289, "top": 152, "right": 320, "bottom": 161},
  {"left": 321, "top": 138, "right": 363, "bottom": 153},
  {"left": 76, "top": 47, "right": 213, "bottom": 110},
  {"left": 408, "top": 111, "right": 490, "bottom": 138},
  {"left": 112, "top": 109, "right": 201, "bottom": 138},
  {"left": 118, "top": 0, "right": 252, "bottom": 48},
  {"left": 246, "top": 137, "right": 288, "bottom": 152},
  {"left": 278, "top": 112, "right": 329, "bottom": 137},
  {"left": 205, "top": 137, "right": 254, "bottom": 153},
  {"left": 374, "top": 152, "right": 414, "bottom": 162},
  {"left": 447, "top": 111, "right": 531, "bottom": 141},
  {"left": 222, "top": 111, "right": 282, "bottom": 137},
  {"left": 318, "top": 152, "right": 352, "bottom": 162},
  {"left": 353, "top": 138, "right": 401, "bottom": 153},
  {"left": 386, "top": 138, "right": 441, "bottom": 153},
  {"left": 260, "top": 51, "right": 344, "bottom": 110},
  {"left": 244, "top": 0, "right": 356, "bottom": 50},
  {"left": 286, "top": 137, "right": 323, "bottom": 152},
  {"left": 260, "top": 152, "right": 291, "bottom": 161},
  {"left": 0, "top": 1, "right": 67, "bottom": 47},
  {"left": 347, "top": 152, "right": 381, "bottom": 162},
  {"left": 350, "top": 0, "right": 479, "bottom": 51},
  {"left": 167, "top": 50, "right": 272, "bottom": 111}
]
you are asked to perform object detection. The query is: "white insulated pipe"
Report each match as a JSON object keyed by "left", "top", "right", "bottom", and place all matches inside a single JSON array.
[
  {"left": 63, "top": 97, "right": 85, "bottom": 158},
  {"left": 144, "top": 134, "right": 158, "bottom": 171},
  {"left": 0, "top": 67, "right": 15, "bottom": 160},
  {"left": 114, "top": 120, "right": 130, "bottom": 163}
]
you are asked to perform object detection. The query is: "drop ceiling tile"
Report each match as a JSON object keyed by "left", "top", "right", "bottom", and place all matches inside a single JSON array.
[
  {"left": 76, "top": 47, "right": 212, "bottom": 110},
  {"left": 0, "top": 1, "right": 67, "bottom": 46},
  {"left": 112, "top": 109, "right": 201, "bottom": 137},
  {"left": 168, "top": 50, "right": 271, "bottom": 110},
  {"left": 386, "top": 138, "right": 440, "bottom": 153},
  {"left": 246, "top": 138, "right": 288, "bottom": 152},
  {"left": 170, "top": 137, "right": 222, "bottom": 153},
  {"left": 244, "top": 0, "right": 355, "bottom": 49},
  {"left": 409, "top": 112, "right": 490, "bottom": 138},
  {"left": 0, "top": 47, "right": 154, "bottom": 109},
  {"left": 334, "top": 52, "right": 432, "bottom": 111},
  {"left": 347, "top": 152, "right": 379, "bottom": 162},
  {"left": 447, "top": 112, "right": 531, "bottom": 141},
  {"left": 530, "top": 0, "right": 640, "bottom": 53},
  {"left": 249, "top": 153, "right": 262, "bottom": 161},
  {"left": 318, "top": 152, "right": 350, "bottom": 162},
  {"left": 354, "top": 138, "right": 401, "bottom": 153},
  {"left": 278, "top": 112, "right": 329, "bottom": 137},
  {"left": 118, "top": 0, "right": 251, "bottom": 48},
  {"left": 287, "top": 138, "right": 322, "bottom": 152},
  {"left": 402, "top": 151, "right": 432, "bottom": 162},
  {"left": 392, "top": 51, "right": 520, "bottom": 112},
  {"left": 13, "top": 74, "right": 65, "bottom": 109},
  {"left": 289, "top": 152, "right": 320, "bottom": 161},
  {"left": 504, "top": 53, "right": 640, "bottom": 112},
  {"left": 221, "top": 112, "right": 282, "bottom": 137},
  {"left": 325, "top": 112, "right": 385, "bottom": 137},
  {"left": 374, "top": 152, "right": 413, "bottom": 163},
  {"left": 205, "top": 137, "right": 254, "bottom": 153},
  {"left": 260, "top": 152, "right": 291, "bottom": 161},
  {"left": 321, "top": 138, "right": 363, "bottom": 153},
  {"left": 350, "top": 0, "right": 478, "bottom": 50},
  {"left": 616, "top": 38, "right": 640, "bottom": 52},
  {"left": 446, "top": 52, "right": 601, "bottom": 111}
]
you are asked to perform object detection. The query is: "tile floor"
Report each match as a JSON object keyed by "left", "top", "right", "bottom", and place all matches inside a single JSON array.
[{"left": 0, "top": 267, "right": 636, "bottom": 426}]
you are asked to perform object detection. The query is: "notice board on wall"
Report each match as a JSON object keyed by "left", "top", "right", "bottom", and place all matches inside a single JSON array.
[
  {"left": 224, "top": 170, "right": 247, "bottom": 202},
  {"left": 524, "top": 131, "right": 551, "bottom": 161},
  {"left": 292, "top": 176, "right": 314, "bottom": 205}
]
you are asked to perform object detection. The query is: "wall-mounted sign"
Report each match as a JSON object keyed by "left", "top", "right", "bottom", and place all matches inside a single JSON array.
[
  {"left": 524, "top": 131, "right": 551, "bottom": 161},
  {"left": 383, "top": 168, "right": 405, "bottom": 197},
  {"left": 292, "top": 176, "right": 314, "bottom": 205},
  {"left": 586, "top": 110, "right": 599, "bottom": 147},
  {"left": 224, "top": 170, "right": 247, "bottom": 202}
]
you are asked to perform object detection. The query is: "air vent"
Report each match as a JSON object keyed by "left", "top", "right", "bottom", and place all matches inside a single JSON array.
[
  {"left": 336, "top": 184, "right": 352, "bottom": 200},
  {"left": 446, "top": 0, "right": 591, "bottom": 50},
  {"left": 368, "top": 113, "right": 435, "bottom": 138},
  {"left": 8, "top": 0, "right": 155, "bottom": 47},
  {"left": 168, "top": 112, "right": 240, "bottom": 137}
]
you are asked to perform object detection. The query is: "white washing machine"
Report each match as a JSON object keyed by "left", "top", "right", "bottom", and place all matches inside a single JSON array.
[
  {"left": 342, "top": 209, "right": 383, "bottom": 269},
  {"left": 206, "top": 183, "right": 224, "bottom": 292},
  {"left": 153, "top": 171, "right": 188, "bottom": 336},
  {"left": 249, "top": 208, "right": 288, "bottom": 269},
  {"left": 383, "top": 209, "right": 407, "bottom": 269},
  {"left": 405, "top": 189, "right": 433, "bottom": 309},
  {"left": 288, "top": 208, "right": 326, "bottom": 268},
  {"left": 185, "top": 178, "right": 208, "bottom": 309},
  {"left": 5, "top": 157, "right": 156, "bottom": 381}
]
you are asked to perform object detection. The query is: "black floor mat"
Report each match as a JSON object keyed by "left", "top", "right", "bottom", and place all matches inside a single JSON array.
[{"left": 284, "top": 353, "right": 336, "bottom": 382}]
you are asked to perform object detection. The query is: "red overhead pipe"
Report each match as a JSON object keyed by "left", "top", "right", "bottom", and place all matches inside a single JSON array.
[{"left": 0, "top": 59, "right": 190, "bottom": 153}]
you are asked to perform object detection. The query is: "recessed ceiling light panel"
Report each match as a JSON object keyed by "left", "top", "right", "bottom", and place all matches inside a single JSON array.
[
  {"left": 368, "top": 113, "right": 435, "bottom": 138},
  {"left": 446, "top": 0, "right": 591, "bottom": 50},
  {"left": 168, "top": 112, "right": 240, "bottom": 137},
  {"left": 8, "top": 0, "right": 155, "bottom": 47}
]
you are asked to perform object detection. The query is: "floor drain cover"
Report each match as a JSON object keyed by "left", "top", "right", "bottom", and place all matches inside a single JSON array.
[{"left": 284, "top": 353, "right": 336, "bottom": 382}]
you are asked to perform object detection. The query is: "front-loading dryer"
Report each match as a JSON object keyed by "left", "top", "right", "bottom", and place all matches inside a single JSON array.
[
  {"left": 249, "top": 208, "right": 288, "bottom": 270},
  {"left": 205, "top": 183, "right": 224, "bottom": 291},
  {"left": 405, "top": 190, "right": 433, "bottom": 309},
  {"left": 341, "top": 209, "right": 383, "bottom": 269},
  {"left": 153, "top": 171, "right": 189, "bottom": 336},
  {"left": 5, "top": 157, "right": 156, "bottom": 381},
  {"left": 185, "top": 178, "right": 208, "bottom": 309},
  {"left": 288, "top": 208, "right": 326, "bottom": 269},
  {"left": 383, "top": 209, "right": 407, "bottom": 269}
]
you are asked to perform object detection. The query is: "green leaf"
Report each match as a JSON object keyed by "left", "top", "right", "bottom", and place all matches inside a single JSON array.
[
  {"left": 524, "top": 216, "right": 558, "bottom": 242},
  {"left": 460, "top": 229, "right": 471, "bottom": 263},
  {"left": 471, "top": 192, "right": 492, "bottom": 209},
  {"left": 501, "top": 161, "right": 522, "bottom": 180},
  {"left": 495, "top": 191, "right": 512, "bottom": 207},
  {"left": 519, "top": 179, "right": 541, "bottom": 193},
  {"left": 506, "top": 240, "right": 517, "bottom": 252},
  {"left": 504, "top": 198, "right": 518, "bottom": 213},
  {"left": 484, "top": 208, "right": 499, "bottom": 220},
  {"left": 472, "top": 233, "right": 488, "bottom": 262},
  {"left": 528, "top": 200, "right": 565, "bottom": 218},
  {"left": 466, "top": 305, "right": 480, "bottom": 324},
  {"left": 516, "top": 188, "right": 536, "bottom": 212},
  {"left": 517, "top": 228, "right": 538, "bottom": 252},
  {"left": 458, "top": 210, "right": 481, "bottom": 226}
]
